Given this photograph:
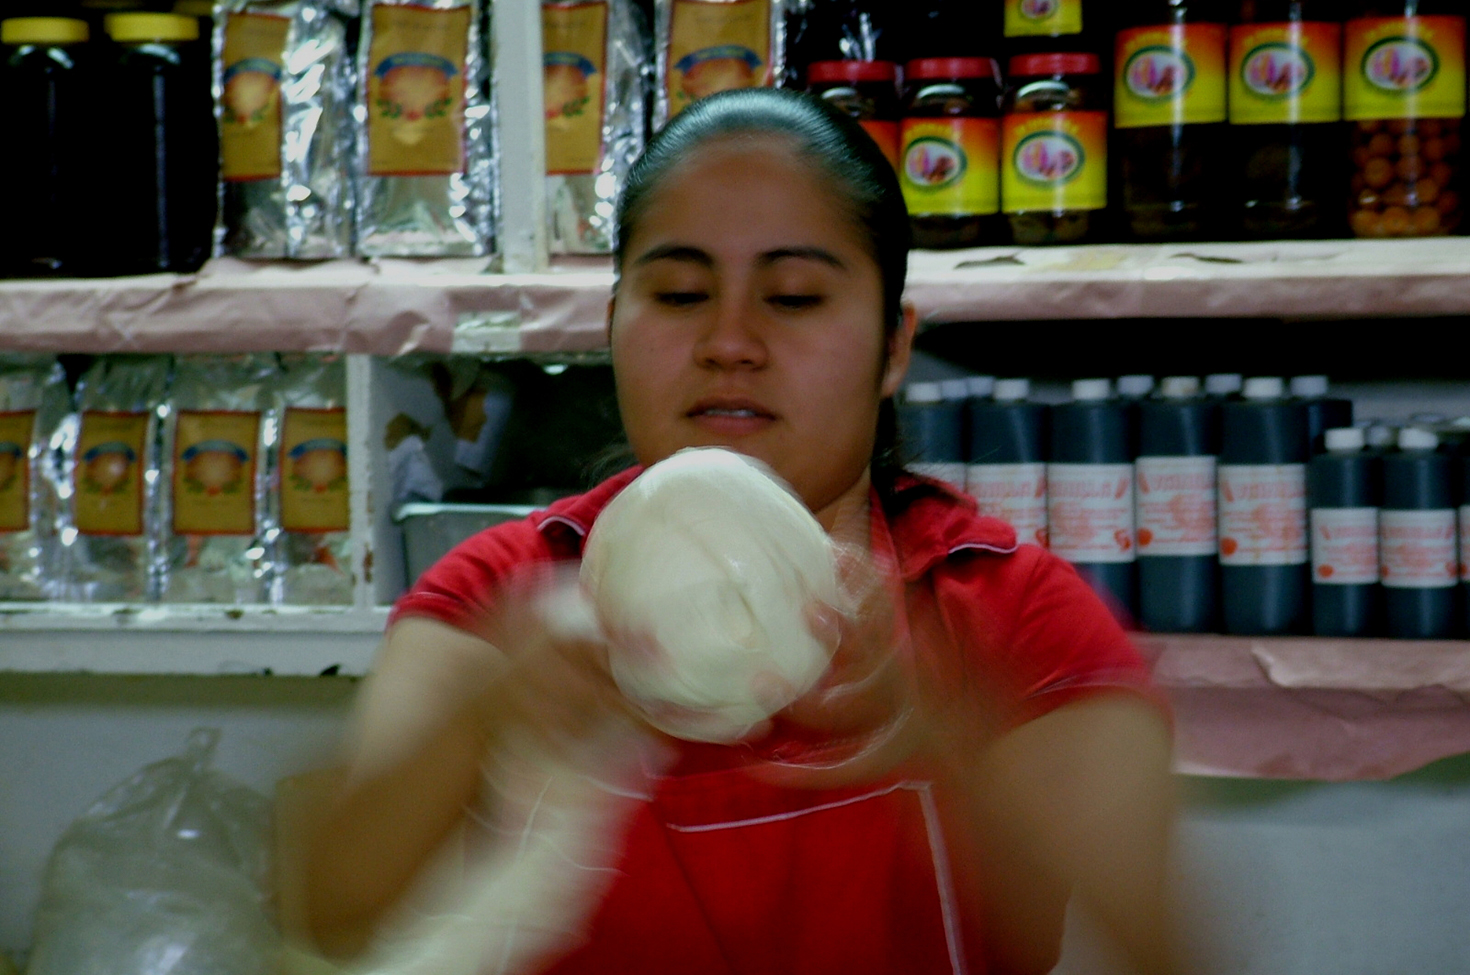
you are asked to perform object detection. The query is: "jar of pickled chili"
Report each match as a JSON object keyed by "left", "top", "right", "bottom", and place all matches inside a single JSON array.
[
  {"left": 807, "top": 59, "right": 902, "bottom": 172},
  {"left": 1344, "top": 0, "right": 1465, "bottom": 237}
]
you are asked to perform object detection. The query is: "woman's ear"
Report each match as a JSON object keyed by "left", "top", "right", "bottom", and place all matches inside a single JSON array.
[{"left": 880, "top": 303, "right": 919, "bottom": 398}]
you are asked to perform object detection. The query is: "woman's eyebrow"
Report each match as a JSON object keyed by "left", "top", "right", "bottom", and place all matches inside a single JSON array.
[
  {"left": 758, "top": 246, "right": 846, "bottom": 270},
  {"left": 632, "top": 244, "right": 713, "bottom": 268}
]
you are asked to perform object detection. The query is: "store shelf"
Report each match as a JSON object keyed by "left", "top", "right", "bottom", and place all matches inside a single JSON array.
[
  {"left": 1142, "top": 633, "right": 1470, "bottom": 782},
  {"left": 0, "top": 605, "right": 388, "bottom": 677},
  {"left": 4, "top": 238, "right": 1469, "bottom": 357}
]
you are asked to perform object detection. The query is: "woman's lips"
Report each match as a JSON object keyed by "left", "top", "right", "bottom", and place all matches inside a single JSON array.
[{"left": 687, "top": 397, "right": 777, "bottom": 437}]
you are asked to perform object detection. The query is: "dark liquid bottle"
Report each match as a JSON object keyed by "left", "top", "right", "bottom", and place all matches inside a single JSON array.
[
  {"left": 1290, "top": 374, "right": 1354, "bottom": 451},
  {"left": 968, "top": 377, "right": 1049, "bottom": 548},
  {"left": 1136, "top": 376, "right": 1220, "bottom": 632},
  {"left": 1218, "top": 376, "right": 1310, "bottom": 634},
  {"left": 899, "top": 381, "right": 967, "bottom": 492},
  {"left": 1308, "top": 426, "right": 1381, "bottom": 636},
  {"left": 1048, "top": 378, "right": 1137, "bottom": 621},
  {"left": 98, "top": 12, "right": 217, "bottom": 275},
  {"left": 1381, "top": 426, "right": 1458, "bottom": 638},
  {"left": 1114, "top": 0, "right": 1230, "bottom": 240},
  {"left": 1231, "top": 0, "right": 1346, "bottom": 237},
  {"left": 1, "top": 17, "right": 93, "bottom": 277}
]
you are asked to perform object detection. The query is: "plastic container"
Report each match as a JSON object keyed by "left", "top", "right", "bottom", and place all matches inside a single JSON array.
[
  {"left": 1135, "top": 375, "right": 1220, "bottom": 632},
  {"left": 900, "top": 57, "right": 1006, "bottom": 249},
  {"left": 0, "top": 17, "right": 93, "bottom": 277},
  {"left": 1048, "top": 378, "right": 1136, "bottom": 618},
  {"left": 1230, "top": 0, "right": 1346, "bottom": 238},
  {"left": 395, "top": 503, "right": 536, "bottom": 582},
  {"left": 1380, "top": 426, "right": 1458, "bottom": 638},
  {"left": 1113, "top": 0, "right": 1229, "bottom": 240},
  {"left": 1218, "top": 376, "right": 1310, "bottom": 634},
  {"left": 808, "top": 60, "right": 903, "bottom": 172},
  {"left": 98, "top": 12, "right": 216, "bottom": 275},
  {"left": 1345, "top": 0, "right": 1466, "bottom": 237},
  {"left": 1289, "top": 374, "right": 1354, "bottom": 451},
  {"left": 1308, "top": 426, "right": 1381, "bottom": 636},
  {"left": 968, "top": 378, "right": 1049, "bottom": 547},
  {"left": 899, "top": 381, "right": 967, "bottom": 491},
  {"left": 1001, "top": 52, "right": 1110, "bottom": 245}
]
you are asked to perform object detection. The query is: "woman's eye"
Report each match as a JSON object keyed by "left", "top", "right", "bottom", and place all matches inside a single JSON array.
[
  {"left": 655, "top": 291, "right": 708, "bottom": 307},
  {"left": 768, "top": 294, "right": 822, "bottom": 310}
]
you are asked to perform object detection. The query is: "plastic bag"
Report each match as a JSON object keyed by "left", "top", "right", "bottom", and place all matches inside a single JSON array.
[{"left": 27, "top": 728, "right": 280, "bottom": 975}]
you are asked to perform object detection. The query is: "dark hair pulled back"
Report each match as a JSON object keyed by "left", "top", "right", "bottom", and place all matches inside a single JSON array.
[{"left": 613, "top": 87, "right": 912, "bottom": 498}]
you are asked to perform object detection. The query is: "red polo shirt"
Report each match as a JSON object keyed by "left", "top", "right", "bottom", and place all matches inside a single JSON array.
[{"left": 392, "top": 468, "right": 1155, "bottom": 975}]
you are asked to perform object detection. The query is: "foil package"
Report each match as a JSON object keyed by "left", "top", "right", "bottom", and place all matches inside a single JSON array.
[
  {"left": 216, "top": 0, "right": 359, "bottom": 259},
  {"left": 654, "top": 0, "right": 787, "bottom": 128},
  {"left": 0, "top": 358, "right": 72, "bottom": 601},
  {"left": 275, "top": 354, "right": 354, "bottom": 604},
  {"left": 159, "top": 355, "right": 281, "bottom": 604},
  {"left": 543, "top": 0, "right": 649, "bottom": 254},
  {"left": 355, "top": 0, "right": 495, "bottom": 257},
  {"left": 66, "top": 356, "right": 171, "bottom": 604}
]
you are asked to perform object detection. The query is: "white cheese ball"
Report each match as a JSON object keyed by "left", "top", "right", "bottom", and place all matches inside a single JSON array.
[{"left": 581, "top": 448, "right": 839, "bottom": 743}]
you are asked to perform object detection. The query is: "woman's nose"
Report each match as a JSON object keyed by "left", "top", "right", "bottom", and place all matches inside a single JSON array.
[{"left": 693, "top": 295, "right": 768, "bottom": 369}]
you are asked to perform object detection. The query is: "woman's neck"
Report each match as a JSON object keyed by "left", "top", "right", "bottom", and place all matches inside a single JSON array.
[{"left": 814, "top": 469, "right": 873, "bottom": 553}]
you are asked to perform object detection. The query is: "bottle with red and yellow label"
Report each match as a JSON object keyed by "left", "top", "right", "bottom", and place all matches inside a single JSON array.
[
  {"left": 1001, "top": 52, "right": 1109, "bottom": 244},
  {"left": 1345, "top": 0, "right": 1466, "bottom": 237},
  {"left": 1114, "top": 0, "right": 1229, "bottom": 240},
  {"left": 899, "top": 57, "right": 1005, "bottom": 248},
  {"left": 1230, "top": 1, "right": 1346, "bottom": 238},
  {"left": 806, "top": 60, "right": 902, "bottom": 173}
]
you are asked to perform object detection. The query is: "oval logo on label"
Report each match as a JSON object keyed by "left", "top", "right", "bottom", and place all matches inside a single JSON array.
[
  {"left": 904, "top": 136, "right": 967, "bottom": 188},
  {"left": 1242, "top": 42, "right": 1314, "bottom": 98},
  {"left": 1363, "top": 37, "right": 1439, "bottom": 92},
  {"left": 1124, "top": 46, "right": 1195, "bottom": 100},
  {"left": 1019, "top": 0, "right": 1058, "bottom": 21},
  {"left": 1013, "top": 131, "right": 1084, "bottom": 184}
]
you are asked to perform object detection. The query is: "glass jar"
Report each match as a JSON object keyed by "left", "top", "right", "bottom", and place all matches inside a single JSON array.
[
  {"left": 0, "top": 17, "right": 93, "bottom": 277},
  {"left": 807, "top": 59, "right": 902, "bottom": 171},
  {"left": 1004, "top": 0, "right": 1106, "bottom": 61},
  {"left": 1344, "top": 0, "right": 1465, "bottom": 237},
  {"left": 1001, "top": 52, "right": 1110, "bottom": 244},
  {"left": 1230, "top": 1, "right": 1346, "bottom": 238},
  {"left": 1114, "top": 0, "right": 1230, "bottom": 240},
  {"left": 900, "top": 56, "right": 1006, "bottom": 249}
]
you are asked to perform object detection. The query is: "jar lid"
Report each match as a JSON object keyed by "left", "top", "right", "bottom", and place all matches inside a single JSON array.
[
  {"left": 1242, "top": 376, "right": 1286, "bottom": 400},
  {"left": 1289, "top": 374, "right": 1329, "bottom": 398},
  {"left": 993, "top": 378, "right": 1030, "bottom": 402},
  {"left": 1008, "top": 52, "right": 1102, "bottom": 77},
  {"left": 965, "top": 375, "right": 996, "bottom": 398},
  {"left": 1071, "top": 378, "right": 1112, "bottom": 401},
  {"left": 2, "top": 17, "right": 89, "bottom": 44},
  {"left": 905, "top": 57, "right": 998, "bottom": 81},
  {"left": 905, "top": 381, "right": 944, "bottom": 405},
  {"left": 1398, "top": 426, "right": 1439, "bottom": 450},
  {"left": 1159, "top": 376, "right": 1201, "bottom": 399},
  {"left": 105, "top": 12, "right": 198, "bottom": 42},
  {"left": 1204, "top": 373, "right": 1243, "bottom": 396},
  {"left": 1324, "top": 427, "right": 1365, "bottom": 452},
  {"left": 1117, "top": 374, "right": 1156, "bottom": 398},
  {"left": 807, "top": 59, "right": 898, "bottom": 84}
]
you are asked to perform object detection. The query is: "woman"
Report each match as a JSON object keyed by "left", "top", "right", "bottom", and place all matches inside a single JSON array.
[{"left": 302, "top": 88, "right": 1180, "bottom": 975}]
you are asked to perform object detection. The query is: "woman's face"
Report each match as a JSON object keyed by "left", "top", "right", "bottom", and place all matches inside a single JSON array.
[{"left": 610, "top": 136, "right": 911, "bottom": 524}]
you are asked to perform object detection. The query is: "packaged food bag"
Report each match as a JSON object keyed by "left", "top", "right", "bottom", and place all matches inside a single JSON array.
[
  {"left": 655, "top": 0, "right": 789, "bottom": 126},
  {"left": 160, "top": 354, "right": 280, "bottom": 603},
  {"left": 275, "top": 354, "right": 353, "bottom": 604},
  {"left": 26, "top": 728, "right": 279, "bottom": 975},
  {"left": 355, "top": 0, "right": 494, "bottom": 257},
  {"left": 217, "top": 0, "right": 359, "bottom": 258},
  {"left": 543, "top": 0, "right": 649, "bottom": 253},
  {"left": 0, "top": 357, "right": 71, "bottom": 600},
  {"left": 66, "top": 355, "right": 171, "bottom": 603}
]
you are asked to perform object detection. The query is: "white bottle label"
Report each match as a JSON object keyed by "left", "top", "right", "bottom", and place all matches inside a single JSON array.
[
  {"left": 1135, "top": 455, "right": 1217, "bottom": 557},
  {"left": 1461, "top": 505, "right": 1470, "bottom": 582},
  {"left": 1046, "top": 463, "right": 1135, "bottom": 564},
  {"left": 912, "top": 461, "right": 967, "bottom": 493},
  {"left": 967, "top": 462, "right": 1047, "bottom": 547},
  {"left": 1380, "top": 509, "right": 1457, "bottom": 589},
  {"left": 1217, "top": 464, "right": 1308, "bottom": 566},
  {"left": 1310, "top": 508, "right": 1379, "bottom": 586}
]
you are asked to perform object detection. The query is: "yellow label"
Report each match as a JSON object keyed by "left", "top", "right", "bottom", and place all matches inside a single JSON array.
[
  {"left": 1115, "top": 23, "right": 1228, "bottom": 128},
  {"left": 220, "top": 13, "right": 289, "bottom": 181},
  {"left": 1344, "top": 16, "right": 1467, "bottom": 121},
  {"left": 1001, "top": 111, "right": 1108, "bottom": 212},
  {"left": 280, "top": 408, "right": 349, "bottom": 533},
  {"left": 0, "top": 412, "right": 34, "bottom": 533},
  {"left": 667, "top": 0, "right": 769, "bottom": 117},
  {"left": 1004, "top": 0, "right": 1082, "bottom": 38},
  {"left": 75, "top": 411, "right": 148, "bottom": 537},
  {"left": 900, "top": 118, "right": 1000, "bottom": 216},
  {"left": 1230, "top": 22, "right": 1342, "bottom": 124},
  {"left": 543, "top": 2, "right": 607, "bottom": 175},
  {"left": 367, "top": 4, "right": 472, "bottom": 176},
  {"left": 173, "top": 411, "right": 259, "bottom": 536}
]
